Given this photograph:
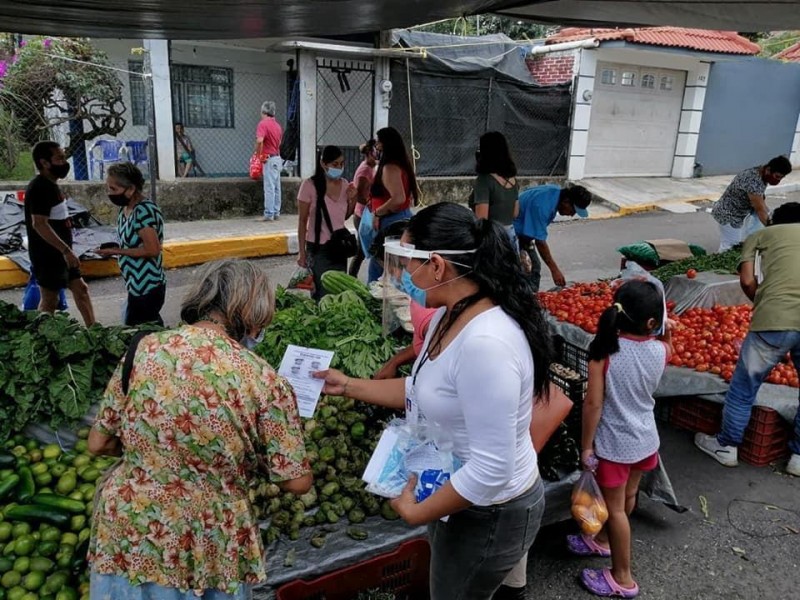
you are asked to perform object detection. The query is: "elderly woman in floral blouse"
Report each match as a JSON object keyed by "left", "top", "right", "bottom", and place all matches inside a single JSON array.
[{"left": 87, "top": 259, "right": 312, "bottom": 600}]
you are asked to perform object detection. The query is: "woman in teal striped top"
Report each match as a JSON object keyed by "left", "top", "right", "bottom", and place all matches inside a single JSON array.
[{"left": 96, "top": 162, "right": 166, "bottom": 326}]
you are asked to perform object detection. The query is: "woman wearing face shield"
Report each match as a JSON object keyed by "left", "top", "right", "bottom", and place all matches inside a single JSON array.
[
  {"left": 95, "top": 162, "right": 166, "bottom": 326},
  {"left": 296, "top": 145, "right": 357, "bottom": 300},
  {"left": 87, "top": 259, "right": 312, "bottom": 600},
  {"left": 316, "top": 203, "right": 553, "bottom": 600}
]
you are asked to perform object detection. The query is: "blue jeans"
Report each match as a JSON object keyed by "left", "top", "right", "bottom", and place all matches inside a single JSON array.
[
  {"left": 262, "top": 155, "right": 282, "bottom": 218},
  {"left": 91, "top": 573, "right": 251, "bottom": 599},
  {"left": 427, "top": 478, "right": 544, "bottom": 600},
  {"left": 718, "top": 331, "right": 800, "bottom": 454},
  {"left": 367, "top": 208, "right": 413, "bottom": 284}
]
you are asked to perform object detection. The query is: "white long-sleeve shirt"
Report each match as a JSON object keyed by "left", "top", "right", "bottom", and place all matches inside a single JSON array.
[{"left": 407, "top": 307, "right": 539, "bottom": 506}]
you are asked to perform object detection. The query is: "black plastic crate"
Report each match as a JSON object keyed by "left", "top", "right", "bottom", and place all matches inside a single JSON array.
[
  {"left": 549, "top": 364, "right": 587, "bottom": 404},
  {"left": 552, "top": 335, "right": 589, "bottom": 379}
]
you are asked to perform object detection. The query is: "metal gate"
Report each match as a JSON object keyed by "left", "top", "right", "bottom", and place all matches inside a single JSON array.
[{"left": 316, "top": 58, "right": 374, "bottom": 180}]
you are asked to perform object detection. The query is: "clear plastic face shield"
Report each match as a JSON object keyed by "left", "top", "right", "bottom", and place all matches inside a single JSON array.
[{"left": 379, "top": 240, "right": 476, "bottom": 334}]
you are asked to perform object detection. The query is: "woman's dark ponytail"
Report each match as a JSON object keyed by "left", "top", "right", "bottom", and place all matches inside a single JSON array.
[
  {"left": 589, "top": 305, "right": 621, "bottom": 361},
  {"left": 405, "top": 203, "right": 554, "bottom": 398}
]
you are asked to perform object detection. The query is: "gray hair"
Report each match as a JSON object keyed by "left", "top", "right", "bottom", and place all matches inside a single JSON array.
[
  {"left": 180, "top": 259, "right": 275, "bottom": 341},
  {"left": 107, "top": 162, "right": 145, "bottom": 192},
  {"left": 261, "top": 101, "right": 277, "bottom": 117}
]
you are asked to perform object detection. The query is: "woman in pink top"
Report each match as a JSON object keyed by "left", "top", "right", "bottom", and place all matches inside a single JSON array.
[
  {"left": 297, "top": 145, "right": 357, "bottom": 300},
  {"left": 348, "top": 140, "right": 378, "bottom": 277},
  {"left": 374, "top": 300, "right": 437, "bottom": 379}
]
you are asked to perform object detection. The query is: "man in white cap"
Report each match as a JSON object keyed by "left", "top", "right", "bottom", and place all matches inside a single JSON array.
[
  {"left": 255, "top": 100, "right": 283, "bottom": 221},
  {"left": 514, "top": 184, "right": 592, "bottom": 290}
]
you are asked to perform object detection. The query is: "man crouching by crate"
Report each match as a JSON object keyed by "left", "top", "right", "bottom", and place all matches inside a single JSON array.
[{"left": 695, "top": 202, "right": 800, "bottom": 475}]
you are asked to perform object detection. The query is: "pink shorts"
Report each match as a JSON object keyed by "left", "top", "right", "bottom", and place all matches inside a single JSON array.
[{"left": 595, "top": 453, "right": 659, "bottom": 489}]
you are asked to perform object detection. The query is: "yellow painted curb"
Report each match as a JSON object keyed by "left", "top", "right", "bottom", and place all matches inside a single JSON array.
[{"left": 0, "top": 233, "right": 290, "bottom": 290}]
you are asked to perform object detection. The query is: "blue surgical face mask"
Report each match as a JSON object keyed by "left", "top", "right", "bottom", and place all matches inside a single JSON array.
[
  {"left": 326, "top": 166, "right": 344, "bottom": 180},
  {"left": 401, "top": 269, "right": 427, "bottom": 307},
  {"left": 241, "top": 328, "right": 265, "bottom": 350}
]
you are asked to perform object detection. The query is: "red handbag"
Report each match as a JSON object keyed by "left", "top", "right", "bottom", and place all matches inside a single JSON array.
[{"left": 249, "top": 153, "right": 264, "bottom": 180}]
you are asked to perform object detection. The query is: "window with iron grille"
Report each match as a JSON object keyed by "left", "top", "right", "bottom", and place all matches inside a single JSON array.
[
  {"left": 128, "top": 61, "right": 146, "bottom": 126},
  {"left": 171, "top": 64, "right": 234, "bottom": 128}
]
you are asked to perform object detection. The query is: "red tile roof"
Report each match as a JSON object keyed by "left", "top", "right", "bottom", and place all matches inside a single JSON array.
[
  {"left": 775, "top": 41, "right": 800, "bottom": 62},
  {"left": 548, "top": 27, "right": 760, "bottom": 55}
]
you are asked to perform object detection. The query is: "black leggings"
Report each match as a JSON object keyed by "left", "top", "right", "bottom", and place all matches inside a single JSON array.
[{"left": 125, "top": 283, "right": 166, "bottom": 326}]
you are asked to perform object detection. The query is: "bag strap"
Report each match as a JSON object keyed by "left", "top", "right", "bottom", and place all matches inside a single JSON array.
[
  {"left": 314, "top": 182, "right": 337, "bottom": 245},
  {"left": 121, "top": 331, "right": 149, "bottom": 395}
]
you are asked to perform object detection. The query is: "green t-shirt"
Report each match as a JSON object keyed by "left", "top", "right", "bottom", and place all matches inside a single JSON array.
[
  {"left": 741, "top": 224, "right": 800, "bottom": 332},
  {"left": 469, "top": 173, "right": 519, "bottom": 226}
]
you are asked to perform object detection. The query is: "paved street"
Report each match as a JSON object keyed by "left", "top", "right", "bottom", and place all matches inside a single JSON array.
[{"left": 0, "top": 193, "right": 797, "bottom": 599}]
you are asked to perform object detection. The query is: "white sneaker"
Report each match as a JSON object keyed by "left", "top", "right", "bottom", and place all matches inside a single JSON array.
[
  {"left": 694, "top": 433, "right": 738, "bottom": 467},
  {"left": 786, "top": 454, "right": 800, "bottom": 477}
]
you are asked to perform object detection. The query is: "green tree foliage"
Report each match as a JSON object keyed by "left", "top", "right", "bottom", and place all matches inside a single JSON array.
[
  {"left": 416, "top": 15, "right": 557, "bottom": 41},
  {"left": 0, "top": 35, "right": 126, "bottom": 159}
]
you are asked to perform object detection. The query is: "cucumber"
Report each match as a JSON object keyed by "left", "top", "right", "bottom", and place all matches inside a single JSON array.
[
  {"left": 30, "top": 494, "right": 85, "bottom": 515},
  {"left": 0, "top": 454, "right": 16, "bottom": 469},
  {"left": 4, "top": 506, "right": 70, "bottom": 528},
  {"left": 15, "top": 467, "right": 34, "bottom": 503},
  {"left": 320, "top": 272, "right": 370, "bottom": 299},
  {"left": 0, "top": 475, "right": 19, "bottom": 501}
]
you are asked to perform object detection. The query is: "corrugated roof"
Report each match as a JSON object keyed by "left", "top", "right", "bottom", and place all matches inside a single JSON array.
[
  {"left": 548, "top": 27, "right": 760, "bottom": 55},
  {"left": 775, "top": 41, "right": 800, "bottom": 62}
]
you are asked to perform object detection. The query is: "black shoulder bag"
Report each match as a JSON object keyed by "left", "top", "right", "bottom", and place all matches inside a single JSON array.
[{"left": 314, "top": 188, "right": 357, "bottom": 261}]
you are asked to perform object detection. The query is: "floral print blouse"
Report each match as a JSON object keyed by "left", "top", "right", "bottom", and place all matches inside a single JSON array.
[{"left": 89, "top": 325, "right": 309, "bottom": 595}]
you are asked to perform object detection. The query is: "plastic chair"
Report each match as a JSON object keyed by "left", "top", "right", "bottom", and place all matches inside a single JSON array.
[
  {"left": 89, "top": 140, "right": 125, "bottom": 180},
  {"left": 124, "top": 141, "right": 149, "bottom": 171}
]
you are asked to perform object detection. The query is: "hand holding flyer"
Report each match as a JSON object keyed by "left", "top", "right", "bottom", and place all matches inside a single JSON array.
[{"left": 277, "top": 345, "right": 334, "bottom": 418}]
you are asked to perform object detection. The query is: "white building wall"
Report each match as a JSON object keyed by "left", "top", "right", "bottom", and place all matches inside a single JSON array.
[
  {"left": 567, "top": 46, "right": 711, "bottom": 180},
  {"left": 791, "top": 112, "right": 800, "bottom": 167}
]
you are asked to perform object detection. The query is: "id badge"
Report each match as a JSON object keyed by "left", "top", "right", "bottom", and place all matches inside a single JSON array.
[{"left": 405, "top": 384, "right": 420, "bottom": 426}]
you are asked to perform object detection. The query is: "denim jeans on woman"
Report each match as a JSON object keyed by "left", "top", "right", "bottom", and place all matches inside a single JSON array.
[
  {"left": 366, "top": 209, "right": 413, "bottom": 284},
  {"left": 717, "top": 330, "right": 800, "bottom": 454},
  {"left": 91, "top": 573, "right": 251, "bottom": 600},
  {"left": 427, "top": 478, "right": 545, "bottom": 600}
]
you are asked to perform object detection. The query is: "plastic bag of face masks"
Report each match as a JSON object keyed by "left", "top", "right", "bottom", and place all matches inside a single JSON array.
[{"left": 362, "top": 418, "right": 461, "bottom": 502}]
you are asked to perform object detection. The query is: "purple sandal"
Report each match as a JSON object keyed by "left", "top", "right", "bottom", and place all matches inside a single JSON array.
[
  {"left": 567, "top": 533, "right": 611, "bottom": 557},
  {"left": 581, "top": 568, "right": 639, "bottom": 598}
]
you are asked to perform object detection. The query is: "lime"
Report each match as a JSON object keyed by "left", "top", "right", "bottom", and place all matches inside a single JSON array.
[
  {"left": 58, "top": 534, "right": 76, "bottom": 548},
  {"left": 6, "top": 587, "right": 25, "bottom": 600},
  {"left": 0, "top": 525, "right": 12, "bottom": 543},
  {"left": 10, "top": 559, "right": 27, "bottom": 576},
  {"left": 10, "top": 525, "right": 29, "bottom": 539},
  {"left": 28, "top": 559, "right": 52, "bottom": 574},
  {"left": 0, "top": 558, "right": 12, "bottom": 574},
  {"left": 0, "top": 571, "right": 21, "bottom": 589},
  {"left": 22, "top": 570, "right": 44, "bottom": 591},
  {"left": 41, "top": 446, "right": 61, "bottom": 461},
  {"left": 13, "top": 537, "right": 34, "bottom": 558}
]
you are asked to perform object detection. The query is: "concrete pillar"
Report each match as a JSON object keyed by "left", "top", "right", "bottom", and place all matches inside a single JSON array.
[
  {"left": 672, "top": 61, "right": 710, "bottom": 179},
  {"left": 373, "top": 56, "right": 390, "bottom": 133},
  {"left": 143, "top": 39, "right": 175, "bottom": 181},
  {"left": 298, "top": 50, "right": 317, "bottom": 179},
  {"left": 790, "top": 111, "right": 800, "bottom": 167},
  {"left": 567, "top": 48, "right": 597, "bottom": 181}
]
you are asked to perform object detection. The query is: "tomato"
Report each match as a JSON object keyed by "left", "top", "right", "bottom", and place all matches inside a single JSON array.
[{"left": 686, "top": 269, "right": 697, "bottom": 279}]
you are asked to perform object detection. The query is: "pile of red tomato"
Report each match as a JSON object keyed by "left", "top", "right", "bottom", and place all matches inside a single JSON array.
[
  {"left": 670, "top": 305, "right": 798, "bottom": 387},
  {"left": 540, "top": 284, "right": 799, "bottom": 388},
  {"left": 538, "top": 282, "right": 614, "bottom": 334}
]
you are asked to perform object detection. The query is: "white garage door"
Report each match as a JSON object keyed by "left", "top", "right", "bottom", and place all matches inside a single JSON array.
[{"left": 584, "top": 62, "right": 686, "bottom": 177}]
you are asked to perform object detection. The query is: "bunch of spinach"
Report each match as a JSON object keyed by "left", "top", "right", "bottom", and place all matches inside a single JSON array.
[
  {"left": 258, "top": 289, "right": 406, "bottom": 380},
  {"left": 0, "top": 301, "right": 145, "bottom": 441}
]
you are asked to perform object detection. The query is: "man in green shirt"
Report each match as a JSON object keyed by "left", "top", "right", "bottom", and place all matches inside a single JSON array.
[{"left": 695, "top": 202, "right": 800, "bottom": 476}]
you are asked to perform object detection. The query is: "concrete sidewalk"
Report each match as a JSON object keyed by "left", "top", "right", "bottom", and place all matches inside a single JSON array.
[{"left": 580, "top": 170, "right": 800, "bottom": 215}]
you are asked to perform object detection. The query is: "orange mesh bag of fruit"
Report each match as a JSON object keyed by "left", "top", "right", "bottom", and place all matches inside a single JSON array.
[{"left": 571, "top": 471, "right": 609, "bottom": 537}]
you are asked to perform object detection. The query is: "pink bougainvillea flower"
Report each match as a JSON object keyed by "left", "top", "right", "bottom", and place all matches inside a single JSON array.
[{"left": 43, "top": 38, "right": 52, "bottom": 49}]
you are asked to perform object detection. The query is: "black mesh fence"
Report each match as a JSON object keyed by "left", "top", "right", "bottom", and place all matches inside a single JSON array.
[{"left": 389, "top": 63, "right": 572, "bottom": 177}]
